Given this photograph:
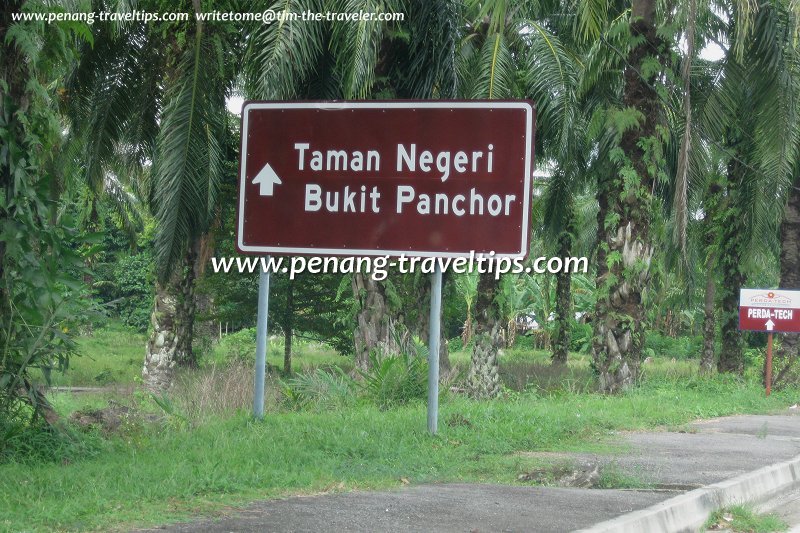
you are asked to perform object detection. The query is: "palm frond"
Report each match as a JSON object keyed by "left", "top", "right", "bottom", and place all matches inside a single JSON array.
[
  {"left": 244, "top": 0, "right": 326, "bottom": 99},
  {"left": 403, "top": 0, "right": 460, "bottom": 98},
  {"left": 330, "top": 0, "right": 385, "bottom": 98},
  {"left": 152, "top": 31, "right": 227, "bottom": 281}
]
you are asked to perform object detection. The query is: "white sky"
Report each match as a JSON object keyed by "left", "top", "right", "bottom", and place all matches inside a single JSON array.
[
  {"left": 227, "top": 95, "right": 244, "bottom": 115},
  {"left": 699, "top": 41, "right": 725, "bottom": 61}
]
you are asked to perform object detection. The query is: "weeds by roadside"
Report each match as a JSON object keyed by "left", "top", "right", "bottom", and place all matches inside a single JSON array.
[{"left": 705, "top": 505, "right": 788, "bottom": 532}]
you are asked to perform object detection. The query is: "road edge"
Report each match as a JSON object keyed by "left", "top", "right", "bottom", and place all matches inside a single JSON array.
[{"left": 575, "top": 454, "right": 800, "bottom": 533}]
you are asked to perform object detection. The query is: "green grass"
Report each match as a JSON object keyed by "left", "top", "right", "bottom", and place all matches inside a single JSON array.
[
  {"left": 8, "top": 327, "right": 797, "bottom": 531},
  {"left": 209, "top": 330, "right": 349, "bottom": 373},
  {"left": 1, "top": 373, "right": 798, "bottom": 532},
  {"left": 705, "top": 505, "right": 788, "bottom": 532},
  {"left": 31, "top": 323, "right": 147, "bottom": 387},
  {"left": 31, "top": 323, "right": 348, "bottom": 389}
]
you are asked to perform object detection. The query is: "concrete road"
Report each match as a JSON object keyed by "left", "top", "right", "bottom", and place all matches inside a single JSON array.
[{"left": 138, "top": 411, "right": 800, "bottom": 533}]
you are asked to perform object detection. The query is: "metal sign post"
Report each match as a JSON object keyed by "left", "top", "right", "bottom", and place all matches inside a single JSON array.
[
  {"left": 253, "top": 261, "right": 271, "bottom": 418},
  {"left": 766, "top": 332, "right": 773, "bottom": 397},
  {"left": 427, "top": 264, "right": 443, "bottom": 434}
]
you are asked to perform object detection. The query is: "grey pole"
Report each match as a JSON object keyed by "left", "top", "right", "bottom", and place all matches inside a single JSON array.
[
  {"left": 427, "top": 263, "right": 443, "bottom": 434},
  {"left": 253, "top": 258, "right": 271, "bottom": 419}
]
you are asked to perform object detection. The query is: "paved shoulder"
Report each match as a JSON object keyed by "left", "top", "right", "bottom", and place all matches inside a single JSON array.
[{"left": 144, "top": 484, "right": 669, "bottom": 533}]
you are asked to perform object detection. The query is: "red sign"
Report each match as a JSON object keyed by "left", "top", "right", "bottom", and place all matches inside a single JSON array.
[
  {"left": 236, "top": 101, "right": 535, "bottom": 257},
  {"left": 739, "top": 289, "right": 800, "bottom": 333}
]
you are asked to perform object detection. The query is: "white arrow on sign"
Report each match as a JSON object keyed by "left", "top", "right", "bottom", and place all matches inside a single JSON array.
[
  {"left": 252, "top": 163, "right": 282, "bottom": 196},
  {"left": 765, "top": 319, "right": 775, "bottom": 331}
]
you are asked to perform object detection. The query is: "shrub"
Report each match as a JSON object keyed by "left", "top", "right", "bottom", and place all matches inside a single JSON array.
[
  {"left": 95, "top": 252, "right": 154, "bottom": 332},
  {"left": 282, "top": 368, "right": 355, "bottom": 411},
  {"left": 448, "top": 336, "right": 463, "bottom": 352},
  {"left": 570, "top": 322, "right": 593, "bottom": 353},
  {"left": 357, "top": 349, "right": 428, "bottom": 409},
  {"left": 644, "top": 331, "right": 702, "bottom": 359},
  {"left": 513, "top": 334, "right": 536, "bottom": 350},
  {"left": 219, "top": 328, "right": 257, "bottom": 362},
  {"left": 0, "top": 418, "right": 104, "bottom": 465}
]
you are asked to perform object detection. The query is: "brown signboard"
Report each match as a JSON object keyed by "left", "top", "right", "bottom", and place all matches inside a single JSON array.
[
  {"left": 739, "top": 288, "right": 800, "bottom": 333},
  {"left": 237, "top": 101, "right": 535, "bottom": 257}
]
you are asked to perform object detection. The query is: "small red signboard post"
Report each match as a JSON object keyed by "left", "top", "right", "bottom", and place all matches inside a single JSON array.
[
  {"left": 237, "top": 101, "right": 536, "bottom": 431},
  {"left": 739, "top": 288, "right": 800, "bottom": 396}
]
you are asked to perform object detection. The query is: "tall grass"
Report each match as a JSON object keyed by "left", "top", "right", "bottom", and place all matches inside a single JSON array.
[{"left": 169, "top": 360, "right": 282, "bottom": 422}]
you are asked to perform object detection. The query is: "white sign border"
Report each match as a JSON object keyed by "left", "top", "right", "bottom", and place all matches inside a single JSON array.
[
  {"left": 739, "top": 288, "right": 800, "bottom": 309},
  {"left": 237, "top": 101, "right": 535, "bottom": 258}
]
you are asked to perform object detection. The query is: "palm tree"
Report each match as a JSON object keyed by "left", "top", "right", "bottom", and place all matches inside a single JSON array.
[
  {"left": 694, "top": 0, "right": 800, "bottom": 374},
  {"left": 579, "top": 0, "right": 674, "bottom": 392},
  {"left": 542, "top": 190, "right": 597, "bottom": 364},
  {"left": 459, "top": 0, "right": 585, "bottom": 397},
  {"left": 67, "top": 0, "right": 239, "bottom": 390}
]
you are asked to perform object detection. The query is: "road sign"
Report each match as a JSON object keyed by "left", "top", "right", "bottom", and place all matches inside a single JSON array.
[
  {"left": 237, "top": 101, "right": 535, "bottom": 257},
  {"left": 739, "top": 288, "right": 800, "bottom": 333}
]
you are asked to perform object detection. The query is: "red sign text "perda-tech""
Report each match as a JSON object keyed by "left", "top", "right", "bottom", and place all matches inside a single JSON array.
[
  {"left": 739, "top": 288, "right": 800, "bottom": 333},
  {"left": 236, "top": 101, "right": 535, "bottom": 258}
]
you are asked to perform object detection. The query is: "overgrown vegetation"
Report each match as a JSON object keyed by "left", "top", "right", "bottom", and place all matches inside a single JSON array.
[
  {"left": 705, "top": 505, "right": 789, "bottom": 533},
  {"left": 2, "top": 355, "right": 797, "bottom": 531}
]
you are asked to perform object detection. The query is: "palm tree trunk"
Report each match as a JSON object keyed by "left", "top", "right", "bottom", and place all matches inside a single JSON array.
[
  {"left": 592, "top": 0, "right": 662, "bottom": 392},
  {"left": 775, "top": 181, "right": 800, "bottom": 385},
  {"left": 142, "top": 245, "right": 199, "bottom": 391},
  {"left": 717, "top": 158, "right": 746, "bottom": 374},
  {"left": 174, "top": 245, "right": 198, "bottom": 368},
  {"left": 552, "top": 231, "right": 573, "bottom": 365},
  {"left": 142, "top": 281, "right": 179, "bottom": 391},
  {"left": 352, "top": 273, "right": 400, "bottom": 370},
  {"left": 467, "top": 273, "right": 503, "bottom": 399},
  {"left": 700, "top": 182, "right": 722, "bottom": 373},
  {"left": 700, "top": 263, "right": 716, "bottom": 373}
]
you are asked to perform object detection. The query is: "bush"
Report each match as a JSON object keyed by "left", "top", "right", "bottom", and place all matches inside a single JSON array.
[
  {"left": 644, "top": 331, "right": 702, "bottom": 359},
  {"left": 448, "top": 336, "right": 463, "bottom": 352},
  {"left": 219, "top": 328, "right": 257, "bottom": 362},
  {"left": 357, "top": 349, "right": 428, "bottom": 409},
  {"left": 0, "top": 418, "right": 104, "bottom": 465},
  {"left": 282, "top": 368, "right": 355, "bottom": 411},
  {"left": 513, "top": 334, "right": 536, "bottom": 350},
  {"left": 95, "top": 252, "right": 154, "bottom": 332},
  {"left": 570, "top": 322, "right": 593, "bottom": 353}
]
